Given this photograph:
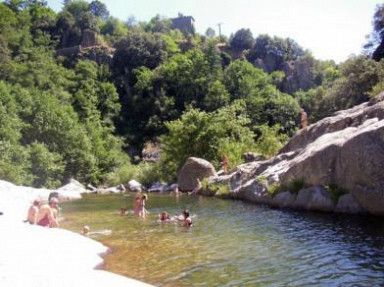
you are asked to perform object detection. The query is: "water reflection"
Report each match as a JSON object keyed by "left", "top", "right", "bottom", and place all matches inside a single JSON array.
[{"left": 61, "top": 194, "right": 384, "bottom": 287}]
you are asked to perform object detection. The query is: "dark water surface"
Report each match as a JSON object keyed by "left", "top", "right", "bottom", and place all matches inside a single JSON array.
[{"left": 61, "top": 193, "right": 384, "bottom": 287}]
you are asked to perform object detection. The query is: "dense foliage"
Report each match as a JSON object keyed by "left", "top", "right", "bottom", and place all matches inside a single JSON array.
[{"left": 0, "top": 0, "right": 383, "bottom": 186}]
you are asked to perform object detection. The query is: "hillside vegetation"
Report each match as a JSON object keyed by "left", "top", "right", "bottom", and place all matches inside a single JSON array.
[{"left": 0, "top": 0, "right": 383, "bottom": 187}]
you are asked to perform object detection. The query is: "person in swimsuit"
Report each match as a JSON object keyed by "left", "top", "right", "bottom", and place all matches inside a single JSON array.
[
  {"left": 139, "top": 194, "right": 148, "bottom": 218},
  {"left": 158, "top": 211, "right": 172, "bottom": 222},
  {"left": 36, "top": 198, "right": 60, "bottom": 228},
  {"left": 222, "top": 155, "right": 229, "bottom": 174},
  {"left": 26, "top": 199, "right": 40, "bottom": 224},
  {"left": 133, "top": 194, "right": 148, "bottom": 218},
  {"left": 300, "top": 108, "right": 308, "bottom": 128},
  {"left": 177, "top": 209, "right": 192, "bottom": 227}
]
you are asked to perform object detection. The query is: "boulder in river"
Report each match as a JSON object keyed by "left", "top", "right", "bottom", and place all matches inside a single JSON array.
[{"left": 177, "top": 157, "right": 217, "bottom": 191}]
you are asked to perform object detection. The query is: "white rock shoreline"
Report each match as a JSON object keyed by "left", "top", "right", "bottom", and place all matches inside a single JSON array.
[{"left": 0, "top": 180, "right": 153, "bottom": 287}]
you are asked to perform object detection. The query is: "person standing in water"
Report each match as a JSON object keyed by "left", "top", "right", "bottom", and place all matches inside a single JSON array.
[
  {"left": 139, "top": 194, "right": 148, "bottom": 218},
  {"left": 134, "top": 194, "right": 148, "bottom": 218}
]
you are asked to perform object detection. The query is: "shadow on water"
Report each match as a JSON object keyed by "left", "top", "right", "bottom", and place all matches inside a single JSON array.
[{"left": 61, "top": 193, "right": 384, "bottom": 287}]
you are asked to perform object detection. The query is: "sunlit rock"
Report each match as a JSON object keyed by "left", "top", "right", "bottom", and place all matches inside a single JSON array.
[{"left": 178, "top": 157, "right": 217, "bottom": 191}]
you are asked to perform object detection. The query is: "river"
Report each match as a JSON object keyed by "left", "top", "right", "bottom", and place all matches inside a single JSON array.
[{"left": 61, "top": 193, "right": 384, "bottom": 286}]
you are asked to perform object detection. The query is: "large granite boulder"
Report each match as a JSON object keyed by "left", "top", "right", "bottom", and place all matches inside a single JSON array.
[
  {"left": 57, "top": 179, "right": 86, "bottom": 200},
  {"left": 210, "top": 96, "right": 384, "bottom": 215},
  {"left": 335, "top": 193, "right": 364, "bottom": 214},
  {"left": 243, "top": 152, "right": 266, "bottom": 163},
  {"left": 271, "top": 191, "right": 296, "bottom": 208},
  {"left": 292, "top": 186, "right": 335, "bottom": 212},
  {"left": 279, "top": 100, "right": 384, "bottom": 154},
  {"left": 231, "top": 178, "right": 273, "bottom": 205},
  {"left": 274, "top": 118, "right": 384, "bottom": 215},
  {"left": 177, "top": 157, "right": 217, "bottom": 191},
  {"left": 127, "top": 180, "right": 143, "bottom": 192}
]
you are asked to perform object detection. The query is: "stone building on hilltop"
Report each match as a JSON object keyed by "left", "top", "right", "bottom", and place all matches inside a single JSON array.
[{"left": 171, "top": 15, "right": 195, "bottom": 35}]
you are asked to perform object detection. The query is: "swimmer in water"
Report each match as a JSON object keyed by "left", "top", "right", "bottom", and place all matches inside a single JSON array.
[
  {"left": 158, "top": 211, "right": 172, "bottom": 223},
  {"left": 177, "top": 209, "right": 193, "bottom": 227}
]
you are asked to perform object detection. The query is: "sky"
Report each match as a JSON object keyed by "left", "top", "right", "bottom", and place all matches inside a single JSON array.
[{"left": 46, "top": 0, "right": 382, "bottom": 63}]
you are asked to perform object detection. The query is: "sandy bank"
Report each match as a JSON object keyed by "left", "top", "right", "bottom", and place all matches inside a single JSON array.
[{"left": 0, "top": 180, "right": 153, "bottom": 287}]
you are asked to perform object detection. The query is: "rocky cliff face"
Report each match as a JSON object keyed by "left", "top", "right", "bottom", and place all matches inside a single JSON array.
[{"left": 209, "top": 93, "right": 384, "bottom": 215}]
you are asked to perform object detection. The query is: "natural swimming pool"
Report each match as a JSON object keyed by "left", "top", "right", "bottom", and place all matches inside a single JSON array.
[{"left": 61, "top": 193, "right": 384, "bottom": 286}]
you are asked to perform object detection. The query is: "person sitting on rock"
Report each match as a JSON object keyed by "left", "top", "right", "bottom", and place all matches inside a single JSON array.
[
  {"left": 25, "top": 199, "right": 41, "bottom": 224},
  {"left": 36, "top": 198, "right": 60, "bottom": 228}
]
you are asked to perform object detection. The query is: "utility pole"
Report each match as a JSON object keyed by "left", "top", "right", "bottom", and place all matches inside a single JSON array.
[{"left": 217, "top": 22, "right": 223, "bottom": 41}]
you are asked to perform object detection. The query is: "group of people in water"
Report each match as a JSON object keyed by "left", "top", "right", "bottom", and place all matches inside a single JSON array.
[
  {"left": 25, "top": 193, "right": 60, "bottom": 228},
  {"left": 157, "top": 210, "right": 193, "bottom": 227},
  {"left": 126, "top": 192, "right": 193, "bottom": 227},
  {"left": 25, "top": 182, "right": 198, "bottom": 231}
]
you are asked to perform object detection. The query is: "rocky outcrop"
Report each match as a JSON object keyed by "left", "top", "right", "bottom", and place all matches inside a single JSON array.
[
  {"left": 178, "top": 157, "right": 217, "bottom": 191},
  {"left": 148, "top": 182, "right": 170, "bottom": 192},
  {"left": 127, "top": 180, "right": 143, "bottom": 192},
  {"left": 208, "top": 96, "right": 384, "bottom": 215},
  {"left": 335, "top": 193, "right": 364, "bottom": 214},
  {"left": 291, "top": 186, "right": 334, "bottom": 212},
  {"left": 243, "top": 152, "right": 266, "bottom": 163}
]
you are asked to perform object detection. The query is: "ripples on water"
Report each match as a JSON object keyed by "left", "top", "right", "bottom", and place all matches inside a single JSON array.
[{"left": 61, "top": 194, "right": 384, "bottom": 287}]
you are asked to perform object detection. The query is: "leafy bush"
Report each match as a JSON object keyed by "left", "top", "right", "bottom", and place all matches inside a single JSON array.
[
  {"left": 204, "top": 181, "right": 231, "bottom": 197},
  {"left": 280, "top": 178, "right": 306, "bottom": 194},
  {"left": 104, "top": 161, "right": 163, "bottom": 188},
  {"left": 254, "top": 125, "right": 288, "bottom": 157},
  {"left": 159, "top": 102, "right": 257, "bottom": 180}
]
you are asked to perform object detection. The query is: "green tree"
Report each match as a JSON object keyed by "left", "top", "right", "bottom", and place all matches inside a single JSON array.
[
  {"left": 159, "top": 102, "right": 256, "bottom": 180},
  {"left": 230, "top": 28, "right": 254, "bottom": 50},
  {"left": 144, "top": 14, "right": 172, "bottom": 34},
  {"left": 28, "top": 142, "right": 65, "bottom": 188},
  {"left": 89, "top": 0, "right": 109, "bottom": 20},
  {"left": 203, "top": 80, "right": 230, "bottom": 111},
  {"left": 247, "top": 34, "right": 305, "bottom": 73},
  {"left": 205, "top": 27, "right": 216, "bottom": 38},
  {"left": 101, "top": 17, "right": 128, "bottom": 39},
  {"left": 223, "top": 59, "right": 271, "bottom": 100},
  {"left": 365, "top": 3, "right": 384, "bottom": 61},
  {"left": 159, "top": 49, "right": 209, "bottom": 109},
  {"left": 113, "top": 31, "right": 168, "bottom": 82},
  {"left": 204, "top": 40, "right": 222, "bottom": 77}
]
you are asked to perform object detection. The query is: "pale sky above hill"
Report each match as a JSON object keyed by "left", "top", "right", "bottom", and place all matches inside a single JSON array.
[{"left": 46, "top": 0, "right": 382, "bottom": 63}]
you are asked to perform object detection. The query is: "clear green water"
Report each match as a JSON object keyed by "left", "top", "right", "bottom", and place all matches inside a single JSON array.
[{"left": 61, "top": 193, "right": 384, "bottom": 287}]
